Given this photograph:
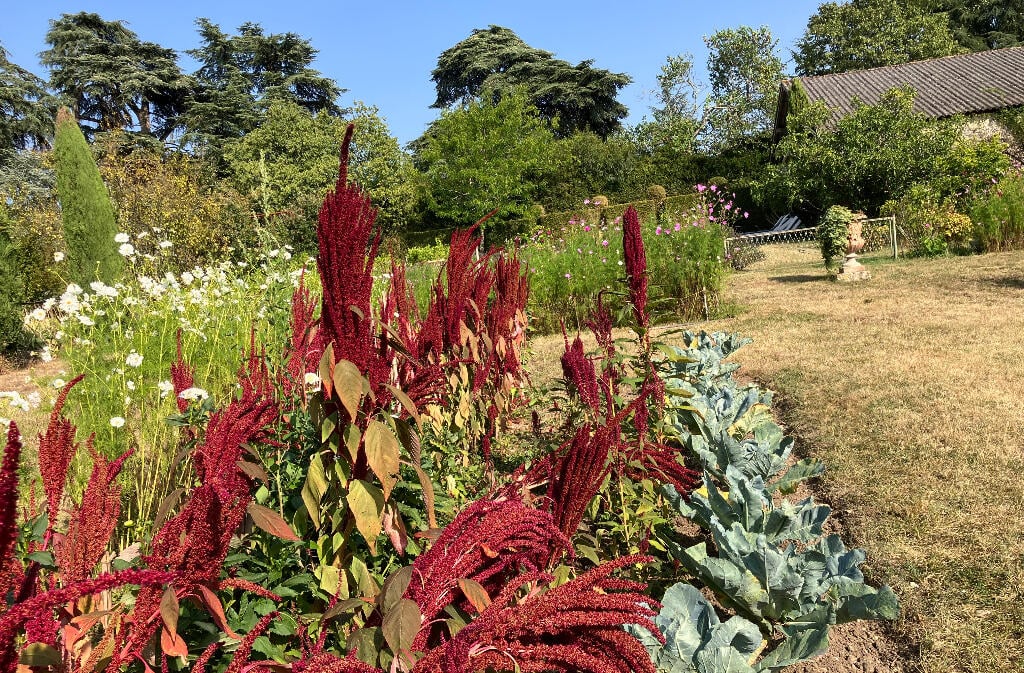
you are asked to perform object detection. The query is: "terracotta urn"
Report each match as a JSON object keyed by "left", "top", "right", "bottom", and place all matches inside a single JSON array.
[{"left": 847, "top": 215, "right": 866, "bottom": 255}]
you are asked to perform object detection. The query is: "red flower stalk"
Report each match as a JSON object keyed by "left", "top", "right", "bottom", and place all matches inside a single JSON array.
[
  {"left": 283, "top": 271, "right": 324, "bottom": 397},
  {"left": 622, "top": 206, "right": 649, "bottom": 329},
  {"left": 317, "top": 123, "right": 388, "bottom": 392},
  {"left": 37, "top": 374, "right": 85, "bottom": 532},
  {"left": 293, "top": 652, "right": 382, "bottom": 673},
  {"left": 544, "top": 424, "right": 614, "bottom": 541},
  {"left": 561, "top": 333, "right": 601, "bottom": 414},
  {"left": 0, "top": 423, "right": 22, "bottom": 602},
  {"left": 192, "top": 642, "right": 222, "bottom": 673},
  {"left": 171, "top": 330, "right": 195, "bottom": 413},
  {"left": 225, "top": 611, "right": 279, "bottom": 673},
  {"left": 56, "top": 441, "right": 133, "bottom": 585},
  {"left": 585, "top": 292, "right": 615, "bottom": 361},
  {"left": 413, "top": 555, "right": 661, "bottom": 673},
  {"left": 404, "top": 497, "right": 570, "bottom": 651}
]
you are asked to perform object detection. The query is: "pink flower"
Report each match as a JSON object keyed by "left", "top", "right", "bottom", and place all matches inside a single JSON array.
[
  {"left": 565, "top": 272, "right": 572, "bottom": 279},
  {"left": 697, "top": 184, "right": 706, "bottom": 192},
  {"left": 710, "top": 185, "right": 717, "bottom": 192},
  {"left": 744, "top": 212, "right": 749, "bottom": 218},
  {"left": 601, "top": 239, "right": 609, "bottom": 247},
  {"left": 673, "top": 223, "right": 681, "bottom": 232},
  {"left": 655, "top": 226, "right": 663, "bottom": 235},
  {"left": 583, "top": 225, "right": 591, "bottom": 232}
]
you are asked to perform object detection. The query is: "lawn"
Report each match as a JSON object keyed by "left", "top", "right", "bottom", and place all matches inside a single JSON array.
[{"left": 709, "top": 244, "right": 1024, "bottom": 672}]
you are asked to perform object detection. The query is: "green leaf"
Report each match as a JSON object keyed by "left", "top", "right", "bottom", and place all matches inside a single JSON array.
[
  {"left": 380, "top": 565, "right": 414, "bottom": 614},
  {"left": 26, "top": 550, "right": 56, "bottom": 568},
  {"left": 381, "top": 598, "right": 421, "bottom": 656},
  {"left": 19, "top": 643, "right": 62, "bottom": 666},
  {"left": 364, "top": 419, "right": 401, "bottom": 500},
  {"left": 769, "top": 458, "right": 825, "bottom": 494},
  {"left": 347, "top": 480, "right": 384, "bottom": 554}
]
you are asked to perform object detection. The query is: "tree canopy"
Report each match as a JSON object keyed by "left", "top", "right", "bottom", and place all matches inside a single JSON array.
[
  {"left": 0, "top": 45, "right": 54, "bottom": 153},
  {"left": 930, "top": 0, "right": 1024, "bottom": 51},
  {"left": 183, "top": 19, "right": 344, "bottom": 154},
  {"left": 41, "top": 12, "right": 191, "bottom": 140},
  {"left": 794, "top": 0, "right": 961, "bottom": 75},
  {"left": 431, "top": 25, "right": 631, "bottom": 138}
]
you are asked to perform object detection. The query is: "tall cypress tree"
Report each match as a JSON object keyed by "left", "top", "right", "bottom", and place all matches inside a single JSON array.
[{"left": 53, "top": 107, "right": 122, "bottom": 284}]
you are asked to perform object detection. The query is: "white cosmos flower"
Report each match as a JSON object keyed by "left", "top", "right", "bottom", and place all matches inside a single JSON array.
[
  {"left": 109, "top": 416, "right": 126, "bottom": 428},
  {"left": 114, "top": 233, "right": 130, "bottom": 243},
  {"left": 39, "top": 347, "right": 53, "bottom": 363},
  {"left": 178, "top": 387, "right": 209, "bottom": 401},
  {"left": 53, "top": 251, "right": 65, "bottom": 262},
  {"left": 89, "top": 282, "right": 117, "bottom": 298},
  {"left": 52, "top": 378, "right": 66, "bottom": 389},
  {"left": 125, "top": 352, "right": 144, "bottom": 368},
  {"left": 77, "top": 315, "right": 95, "bottom": 326},
  {"left": 66, "top": 283, "right": 83, "bottom": 295},
  {"left": 118, "top": 243, "right": 136, "bottom": 257},
  {"left": 26, "top": 392, "right": 40, "bottom": 408},
  {"left": 24, "top": 308, "right": 47, "bottom": 324},
  {"left": 126, "top": 380, "right": 136, "bottom": 391},
  {"left": 157, "top": 380, "right": 174, "bottom": 399},
  {"left": 181, "top": 271, "right": 194, "bottom": 285}
]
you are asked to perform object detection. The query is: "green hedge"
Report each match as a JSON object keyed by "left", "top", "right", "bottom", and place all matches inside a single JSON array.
[{"left": 510, "top": 193, "right": 702, "bottom": 236}]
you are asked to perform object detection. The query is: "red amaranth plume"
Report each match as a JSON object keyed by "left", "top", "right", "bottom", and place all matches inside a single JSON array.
[
  {"left": 293, "top": 652, "right": 382, "bottom": 673},
  {"left": 413, "top": 555, "right": 660, "bottom": 673},
  {"left": 37, "top": 374, "right": 85, "bottom": 532},
  {"left": 585, "top": 291, "right": 615, "bottom": 361},
  {"left": 317, "top": 123, "right": 388, "bottom": 392},
  {"left": 404, "top": 497, "right": 570, "bottom": 651},
  {"left": 225, "top": 611, "right": 279, "bottom": 673},
  {"left": 545, "top": 424, "right": 614, "bottom": 540},
  {"left": 56, "top": 442, "right": 133, "bottom": 585},
  {"left": 0, "top": 423, "right": 22, "bottom": 602},
  {"left": 170, "top": 330, "right": 195, "bottom": 413},
  {"left": 561, "top": 333, "right": 601, "bottom": 414},
  {"left": 622, "top": 206, "right": 649, "bottom": 329},
  {"left": 283, "top": 271, "right": 324, "bottom": 397}
]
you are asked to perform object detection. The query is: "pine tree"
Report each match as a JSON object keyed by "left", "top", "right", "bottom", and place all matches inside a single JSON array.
[{"left": 53, "top": 107, "right": 122, "bottom": 284}]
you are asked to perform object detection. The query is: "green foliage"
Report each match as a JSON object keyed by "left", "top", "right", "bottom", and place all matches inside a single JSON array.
[
  {"left": 932, "top": 0, "right": 1024, "bottom": 51},
  {"left": 0, "top": 44, "right": 54, "bottom": 152},
  {"left": 431, "top": 25, "right": 631, "bottom": 138},
  {"left": 970, "top": 171, "right": 1024, "bottom": 252},
  {"left": 52, "top": 107, "right": 122, "bottom": 285},
  {"left": 816, "top": 205, "right": 852, "bottom": 273},
  {"left": 0, "top": 216, "right": 28, "bottom": 351},
  {"left": 184, "top": 18, "right": 343, "bottom": 158},
  {"left": 539, "top": 131, "right": 653, "bottom": 210},
  {"left": 417, "top": 90, "right": 560, "bottom": 238},
  {"left": 41, "top": 13, "right": 190, "bottom": 141},
  {"left": 702, "top": 26, "right": 784, "bottom": 148},
  {"left": 757, "top": 87, "right": 1006, "bottom": 217},
  {"left": 794, "top": 0, "right": 961, "bottom": 76},
  {"left": 880, "top": 185, "right": 975, "bottom": 256}
]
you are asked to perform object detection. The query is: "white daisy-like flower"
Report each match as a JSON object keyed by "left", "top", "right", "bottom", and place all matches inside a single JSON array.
[
  {"left": 178, "top": 387, "right": 210, "bottom": 401},
  {"left": 304, "top": 372, "right": 321, "bottom": 387},
  {"left": 89, "top": 281, "right": 118, "bottom": 298},
  {"left": 181, "top": 271, "right": 194, "bottom": 285},
  {"left": 159, "top": 240, "right": 173, "bottom": 249},
  {"left": 77, "top": 315, "right": 95, "bottom": 326},
  {"left": 126, "top": 380, "right": 136, "bottom": 391},
  {"left": 125, "top": 352, "right": 144, "bottom": 368},
  {"left": 26, "top": 392, "right": 40, "bottom": 408},
  {"left": 52, "top": 378, "right": 66, "bottom": 389},
  {"left": 66, "top": 283, "right": 83, "bottom": 295},
  {"left": 114, "top": 232, "right": 130, "bottom": 243},
  {"left": 118, "top": 243, "right": 136, "bottom": 257},
  {"left": 39, "top": 347, "right": 52, "bottom": 363},
  {"left": 25, "top": 308, "right": 47, "bottom": 324},
  {"left": 157, "top": 380, "right": 174, "bottom": 399},
  {"left": 53, "top": 251, "right": 65, "bottom": 262},
  {"left": 109, "top": 416, "right": 126, "bottom": 428}
]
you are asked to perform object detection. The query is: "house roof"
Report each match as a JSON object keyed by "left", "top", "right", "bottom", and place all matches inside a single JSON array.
[{"left": 797, "top": 47, "right": 1024, "bottom": 120}]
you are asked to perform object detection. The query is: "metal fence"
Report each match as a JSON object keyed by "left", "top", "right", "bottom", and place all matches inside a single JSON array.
[{"left": 725, "top": 216, "right": 899, "bottom": 260}]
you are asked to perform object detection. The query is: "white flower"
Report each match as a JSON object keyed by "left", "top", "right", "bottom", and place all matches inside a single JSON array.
[
  {"left": 126, "top": 380, "right": 136, "bottom": 391},
  {"left": 124, "top": 395, "right": 132, "bottom": 406},
  {"left": 181, "top": 271, "right": 194, "bottom": 285},
  {"left": 39, "top": 347, "right": 53, "bottom": 363},
  {"left": 304, "top": 372, "right": 321, "bottom": 387},
  {"left": 42, "top": 298, "right": 56, "bottom": 311},
  {"left": 0, "top": 418, "right": 9, "bottom": 429},
  {"left": 114, "top": 232, "right": 130, "bottom": 243},
  {"left": 53, "top": 251, "right": 65, "bottom": 262},
  {"left": 118, "top": 243, "right": 136, "bottom": 257},
  {"left": 77, "top": 315, "right": 95, "bottom": 326},
  {"left": 89, "top": 282, "right": 118, "bottom": 298},
  {"left": 25, "top": 308, "right": 47, "bottom": 324},
  {"left": 109, "top": 416, "right": 126, "bottom": 428},
  {"left": 125, "top": 352, "right": 144, "bottom": 368},
  {"left": 66, "top": 283, "right": 83, "bottom": 295},
  {"left": 157, "top": 380, "right": 174, "bottom": 399},
  {"left": 159, "top": 240, "right": 173, "bottom": 249},
  {"left": 52, "top": 378, "right": 66, "bottom": 389},
  {"left": 178, "top": 387, "right": 209, "bottom": 401},
  {"left": 136, "top": 231, "right": 149, "bottom": 239},
  {"left": 268, "top": 249, "right": 279, "bottom": 258},
  {"left": 26, "top": 392, "right": 40, "bottom": 408}
]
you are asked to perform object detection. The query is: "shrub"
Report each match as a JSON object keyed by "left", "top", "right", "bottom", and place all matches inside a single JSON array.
[
  {"left": 52, "top": 108, "right": 122, "bottom": 285},
  {"left": 881, "top": 185, "right": 977, "bottom": 256},
  {"left": 646, "top": 184, "right": 667, "bottom": 201},
  {"left": 971, "top": 170, "right": 1024, "bottom": 252},
  {"left": 0, "top": 224, "right": 26, "bottom": 352},
  {"left": 817, "top": 205, "right": 852, "bottom": 273}
]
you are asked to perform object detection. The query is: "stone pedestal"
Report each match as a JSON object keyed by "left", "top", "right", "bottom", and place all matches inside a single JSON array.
[{"left": 837, "top": 214, "right": 871, "bottom": 282}]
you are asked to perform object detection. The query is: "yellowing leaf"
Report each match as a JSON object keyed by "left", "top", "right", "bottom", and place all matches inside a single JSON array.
[
  {"left": 364, "top": 420, "right": 400, "bottom": 500},
  {"left": 346, "top": 480, "right": 384, "bottom": 554},
  {"left": 332, "top": 359, "right": 365, "bottom": 422},
  {"left": 457, "top": 578, "right": 491, "bottom": 614}
]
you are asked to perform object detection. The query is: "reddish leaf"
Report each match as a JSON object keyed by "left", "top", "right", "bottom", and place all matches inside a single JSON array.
[
  {"left": 247, "top": 502, "right": 300, "bottom": 541},
  {"left": 457, "top": 578, "right": 491, "bottom": 614},
  {"left": 196, "top": 584, "right": 242, "bottom": 640}
]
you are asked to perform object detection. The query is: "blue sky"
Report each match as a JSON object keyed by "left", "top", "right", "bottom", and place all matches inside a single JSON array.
[{"left": 2, "top": 1, "right": 823, "bottom": 145}]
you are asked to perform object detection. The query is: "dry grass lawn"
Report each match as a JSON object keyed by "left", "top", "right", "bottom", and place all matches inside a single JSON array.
[{"left": 705, "top": 245, "right": 1024, "bottom": 672}]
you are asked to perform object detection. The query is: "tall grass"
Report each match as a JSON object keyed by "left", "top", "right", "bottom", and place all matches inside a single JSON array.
[{"left": 972, "top": 170, "right": 1024, "bottom": 252}]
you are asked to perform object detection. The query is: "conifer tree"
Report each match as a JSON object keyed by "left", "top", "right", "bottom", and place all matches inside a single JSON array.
[{"left": 53, "top": 107, "right": 121, "bottom": 284}]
